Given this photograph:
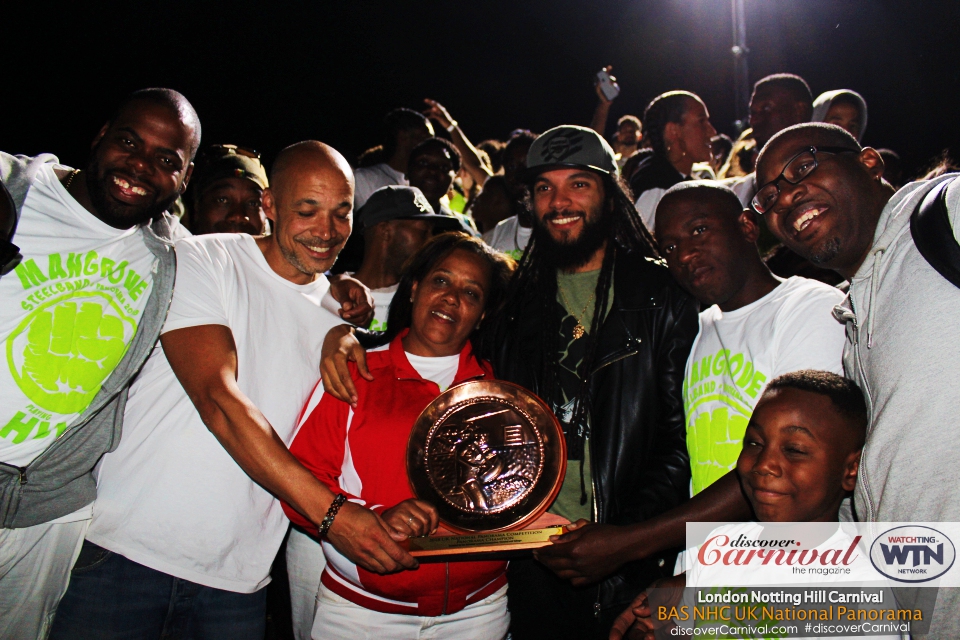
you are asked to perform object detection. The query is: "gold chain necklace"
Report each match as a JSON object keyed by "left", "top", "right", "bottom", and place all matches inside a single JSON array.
[
  {"left": 64, "top": 169, "right": 81, "bottom": 191},
  {"left": 558, "top": 284, "right": 595, "bottom": 340}
]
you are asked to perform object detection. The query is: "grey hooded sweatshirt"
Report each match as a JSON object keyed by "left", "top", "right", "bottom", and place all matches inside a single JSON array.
[
  {"left": 812, "top": 89, "right": 868, "bottom": 142},
  {"left": 0, "top": 153, "right": 179, "bottom": 528},
  {"left": 834, "top": 174, "right": 960, "bottom": 638}
]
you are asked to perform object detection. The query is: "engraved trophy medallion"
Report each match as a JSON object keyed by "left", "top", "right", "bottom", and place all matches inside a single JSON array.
[{"left": 406, "top": 380, "right": 567, "bottom": 555}]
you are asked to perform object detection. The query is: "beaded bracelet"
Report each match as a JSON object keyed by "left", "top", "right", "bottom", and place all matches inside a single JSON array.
[{"left": 318, "top": 493, "right": 347, "bottom": 537}]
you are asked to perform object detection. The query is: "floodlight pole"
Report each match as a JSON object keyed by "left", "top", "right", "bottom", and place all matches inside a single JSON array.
[{"left": 731, "top": 0, "right": 749, "bottom": 134}]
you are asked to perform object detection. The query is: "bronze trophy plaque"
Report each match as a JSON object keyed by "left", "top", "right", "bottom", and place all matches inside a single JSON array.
[{"left": 405, "top": 380, "right": 567, "bottom": 556}]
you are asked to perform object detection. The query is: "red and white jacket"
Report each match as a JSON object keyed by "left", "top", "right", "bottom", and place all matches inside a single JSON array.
[{"left": 283, "top": 334, "right": 507, "bottom": 617}]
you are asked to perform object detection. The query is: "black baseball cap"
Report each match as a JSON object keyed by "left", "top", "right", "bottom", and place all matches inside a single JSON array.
[
  {"left": 525, "top": 124, "right": 619, "bottom": 180},
  {"left": 355, "top": 186, "right": 461, "bottom": 232}
]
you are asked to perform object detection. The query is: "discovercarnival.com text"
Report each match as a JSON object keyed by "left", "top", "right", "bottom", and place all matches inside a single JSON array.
[{"left": 670, "top": 621, "right": 911, "bottom": 636}]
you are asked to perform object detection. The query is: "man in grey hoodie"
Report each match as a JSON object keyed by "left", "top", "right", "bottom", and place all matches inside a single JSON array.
[
  {"left": 0, "top": 88, "right": 200, "bottom": 640},
  {"left": 812, "top": 89, "right": 868, "bottom": 142},
  {"left": 754, "top": 122, "right": 960, "bottom": 638}
]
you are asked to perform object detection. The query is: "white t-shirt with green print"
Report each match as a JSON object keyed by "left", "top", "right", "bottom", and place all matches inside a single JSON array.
[
  {"left": 483, "top": 215, "right": 531, "bottom": 261},
  {"left": 366, "top": 284, "right": 397, "bottom": 332},
  {"left": 683, "top": 276, "right": 845, "bottom": 495},
  {"left": 0, "top": 164, "right": 158, "bottom": 467}
]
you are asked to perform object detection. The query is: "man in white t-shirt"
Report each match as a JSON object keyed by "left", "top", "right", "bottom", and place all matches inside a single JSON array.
[
  {"left": 0, "top": 88, "right": 201, "bottom": 640},
  {"left": 50, "top": 142, "right": 420, "bottom": 639},
  {"left": 353, "top": 109, "right": 433, "bottom": 209},
  {"left": 655, "top": 183, "right": 845, "bottom": 499},
  {"left": 483, "top": 213, "right": 533, "bottom": 261},
  {"left": 479, "top": 132, "right": 538, "bottom": 259},
  {"left": 659, "top": 182, "right": 844, "bottom": 506}
]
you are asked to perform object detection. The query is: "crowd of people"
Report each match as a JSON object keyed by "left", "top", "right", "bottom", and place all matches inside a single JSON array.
[{"left": 0, "top": 66, "right": 957, "bottom": 640}]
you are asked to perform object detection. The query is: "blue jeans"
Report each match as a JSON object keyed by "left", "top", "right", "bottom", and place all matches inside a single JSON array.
[{"left": 49, "top": 541, "right": 267, "bottom": 640}]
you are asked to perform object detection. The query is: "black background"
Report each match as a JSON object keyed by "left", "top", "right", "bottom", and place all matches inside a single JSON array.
[{"left": 5, "top": 1, "right": 959, "bottom": 177}]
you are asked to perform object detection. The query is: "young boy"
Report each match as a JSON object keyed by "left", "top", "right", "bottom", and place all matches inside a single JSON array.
[{"left": 610, "top": 370, "right": 871, "bottom": 639}]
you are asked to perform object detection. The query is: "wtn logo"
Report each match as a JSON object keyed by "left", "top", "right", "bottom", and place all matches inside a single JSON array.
[
  {"left": 880, "top": 541, "right": 943, "bottom": 566},
  {"left": 870, "top": 526, "right": 956, "bottom": 583}
]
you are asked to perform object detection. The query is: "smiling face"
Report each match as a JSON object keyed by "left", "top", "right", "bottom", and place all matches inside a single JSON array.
[
  {"left": 673, "top": 98, "right": 717, "bottom": 164},
  {"left": 656, "top": 192, "right": 758, "bottom": 308},
  {"left": 737, "top": 387, "right": 861, "bottom": 522},
  {"left": 193, "top": 177, "right": 265, "bottom": 235},
  {"left": 86, "top": 100, "right": 196, "bottom": 229},
  {"left": 532, "top": 166, "right": 606, "bottom": 237},
  {"left": 755, "top": 130, "right": 883, "bottom": 277},
  {"left": 530, "top": 168, "right": 611, "bottom": 271},
  {"left": 262, "top": 155, "right": 353, "bottom": 284},
  {"left": 403, "top": 248, "right": 491, "bottom": 357}
]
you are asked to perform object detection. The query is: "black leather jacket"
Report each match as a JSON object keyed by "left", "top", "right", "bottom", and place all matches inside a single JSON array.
[{"left": 489, "top": 246, "right": 699, "bottom": 611}]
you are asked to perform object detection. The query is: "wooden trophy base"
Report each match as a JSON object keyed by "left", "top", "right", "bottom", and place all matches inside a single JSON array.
[{"left": 404, "top": 512, "right": 571, "bottom": 558}]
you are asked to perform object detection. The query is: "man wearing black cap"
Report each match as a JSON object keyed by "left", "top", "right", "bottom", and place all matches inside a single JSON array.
[
  {"left": 492, "top": 125, "right": 697, "bottom": 639},
  {"left": 352, "top": 185, "right": 460, "bottom": 331},
  {"left": 190, "top": 144, "right": 269, "bottom": 235},
  {"left": 317, "top": 125, "right": 697, "bottom": 638}
]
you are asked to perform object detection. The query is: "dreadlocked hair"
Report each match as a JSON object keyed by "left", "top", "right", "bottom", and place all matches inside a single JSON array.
[{"left": 501, "top": 173, "right": 659, "bottom": 504}]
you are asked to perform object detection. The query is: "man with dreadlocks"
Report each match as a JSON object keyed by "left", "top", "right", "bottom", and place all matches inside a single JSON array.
[
  {"left": 491, "top": 125, "right": 698, "bottom": 639},
  {"left": 317, "top": 125, "right": 698, "bottom": 639}
]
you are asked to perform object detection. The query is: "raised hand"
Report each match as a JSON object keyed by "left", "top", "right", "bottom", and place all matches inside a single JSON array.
[
  {"left": 595, "top": 65, "right": 616, "bottom": 104},
  {"left": 423, "top": 99, "right": 454, "bottom": 130}
]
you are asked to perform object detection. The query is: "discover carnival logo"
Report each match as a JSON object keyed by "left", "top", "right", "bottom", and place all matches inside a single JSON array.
[
  {"left": 698, "top": 533, "right": 861, "bottom": 569},
  {"left": 869, "top": 526, "right": 956, "bottom": 583}
]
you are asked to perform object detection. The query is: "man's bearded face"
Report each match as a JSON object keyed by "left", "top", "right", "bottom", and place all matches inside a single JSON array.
[{"left": 530, "top": 168, "right": 611, "bottom": 270}]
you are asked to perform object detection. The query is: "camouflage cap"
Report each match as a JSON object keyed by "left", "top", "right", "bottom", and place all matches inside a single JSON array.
[{"left": 195, "top": 145, "right": 269, "bottom": 194}]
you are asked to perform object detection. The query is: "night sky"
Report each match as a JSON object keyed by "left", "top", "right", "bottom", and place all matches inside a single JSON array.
[{"left": 6, "top": 1, "right": 959, "bottom": 177}]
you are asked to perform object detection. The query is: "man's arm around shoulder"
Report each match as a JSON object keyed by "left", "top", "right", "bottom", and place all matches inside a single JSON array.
[{"left": 160, "top": 324, "right": 417, "bottom": 574}]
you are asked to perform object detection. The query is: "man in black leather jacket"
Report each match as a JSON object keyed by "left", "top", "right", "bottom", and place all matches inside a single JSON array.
[{"left": 492, "top": 125, "right": 699, "bottom": 639}]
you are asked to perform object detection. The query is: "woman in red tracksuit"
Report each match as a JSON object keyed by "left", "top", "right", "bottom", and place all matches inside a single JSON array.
[{"left": 282, "top": 233, "right": 516, "bottom": 639}]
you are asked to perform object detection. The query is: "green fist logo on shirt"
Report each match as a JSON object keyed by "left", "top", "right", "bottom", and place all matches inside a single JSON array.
[
  {"left": 7, "top": 293, "right": 137, "bottom": 415},
  {"left": 688, "top": 406, "right": 749, "bottom": 495}
]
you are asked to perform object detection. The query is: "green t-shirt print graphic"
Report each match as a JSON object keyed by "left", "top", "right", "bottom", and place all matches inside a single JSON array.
[
  {"left": 683, "top": 348, "right": 768, "bottom": 495},
  {"left": 8, "top": 291, "right": 137, "bottom": 415},
  {"left": 4, "top": 248, "right": 150, "bottom": 450}
]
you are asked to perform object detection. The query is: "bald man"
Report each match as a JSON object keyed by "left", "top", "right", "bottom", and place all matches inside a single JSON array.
[
  {"left": 50, "top": 142, "right": 418, "bottom": 639},
  {"left": 0, "top": 88, "right": 198, "bottom": 640}
]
